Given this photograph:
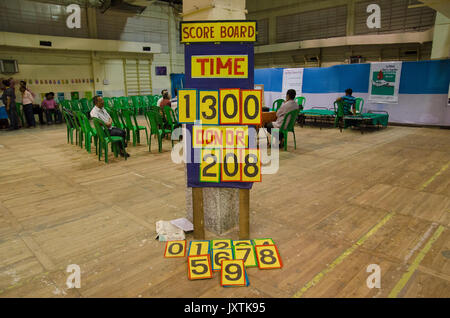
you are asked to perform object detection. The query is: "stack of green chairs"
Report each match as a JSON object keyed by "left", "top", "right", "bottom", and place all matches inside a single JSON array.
[
  {"left": 272, "top": 99, "right": 284, "bottom": 112},
  {"left": 92, "top": 118, "right": 127, "bottom": 163},
  {"left": 121, "top": 109, "right": 148, "bottom": 146},
  {"left": 272, "top": 108, "right": 300, "bottom": 151}
]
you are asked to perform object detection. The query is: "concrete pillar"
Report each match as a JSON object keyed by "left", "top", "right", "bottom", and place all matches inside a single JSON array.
[
  {"left": 431, "top": 12, "right": 450, "bottom": 59},
  {"left": 183, "top": 0, "right": 248, "bottom": 235},
  {"left": 346, "top": 0, "right": 355, "bottom": 36}
]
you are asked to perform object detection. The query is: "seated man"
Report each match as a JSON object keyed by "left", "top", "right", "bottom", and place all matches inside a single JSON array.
[
  {"left": 90, "top": 96, "right": 130, "bottom": 158},
  {"left": 41, "top": 92, "right": 62, "bottom": 124},
  {"left": 264, "top": 89, "right": 299, "bottom": 147},
  {"left": 336, "top": 88, "right": 356, "bottom": 116}
]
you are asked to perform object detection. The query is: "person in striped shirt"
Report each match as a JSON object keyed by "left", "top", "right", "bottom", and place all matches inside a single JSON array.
[{"left": 336, "top": 88, "right": 356, "bottom": 115}]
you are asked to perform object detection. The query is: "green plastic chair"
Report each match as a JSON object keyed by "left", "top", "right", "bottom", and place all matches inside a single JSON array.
[
  {"left": 355, "top": 97, "right": 364, "bottom": 114},
  {"left": 73, "top": 111, "right": 87, "bottom": 149},
  {"left": 145, "top": 110, "right": 171, "bottom": 153},
  {"left": 62, "top": 110, "right": 76, "bottom": 144},
  {"left": 61, "top": 100, "right": 71, "bottom": 111},
  {"left": 121, "top": 109, "right": 148, "bottom": 146},
  {"left": 163, "top": 106, "right": 181, "bottom": 148},
  {"left": 130, "top": 96, "right": 141, "bottom": 114},
  {"left": 272, "top": 108, "right": 300, "bottom": 151},
  {"left": 119, "top": 97, "right": 132, "bottom": 110},
  {"left": 80, "top": 98, "right": 90, "bottom": 115},
  {"left": 92, "top": 118, "right": 126, "bottom": 163},
  {"left": 272, "top": 99, "right": 284, "bottom": 112},
  {"left": 295, "top": 97, "right": 306, "bottom": 110},
  {"left": 333, "top": 101, "right": 345, "bottom": 132},
  {"left": 15, "top": 103, "right": 25, "bottom": 127},
  {"left": 78, "top": 112, "right": 98, "bottom": 154}
]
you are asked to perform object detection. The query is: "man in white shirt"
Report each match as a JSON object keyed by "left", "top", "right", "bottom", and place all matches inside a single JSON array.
[
  {"left": 90, "top": 96, "right": 129, "bottom": 158},
  {"left": 265, "top": 89, "right": 299, "bottom": 148}
]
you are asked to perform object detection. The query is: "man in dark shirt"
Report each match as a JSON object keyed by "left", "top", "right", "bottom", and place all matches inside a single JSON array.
[
  {"left": 1, "top": 79, "right": 19, "bottom": 130},
  {"left": 336, "top": 88, "right": 356, "bottom": 115}
]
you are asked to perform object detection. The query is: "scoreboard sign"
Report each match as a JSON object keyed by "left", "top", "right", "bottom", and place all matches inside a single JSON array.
[
  {"left": 181, "top": 21, "right": 257, "bottom": 43},
  {"left": 181, "top": 20, "right": 259, "bottom": 189}
]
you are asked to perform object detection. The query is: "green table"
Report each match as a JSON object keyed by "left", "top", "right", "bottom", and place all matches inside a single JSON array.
[{"left": 299, "top": 108, "right": 336, "bottom": 129}]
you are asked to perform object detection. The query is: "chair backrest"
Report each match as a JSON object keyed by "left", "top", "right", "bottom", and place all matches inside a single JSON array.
[
  {"left": 355, "top": 97, "right": 364, "bottom": 114},
  {"left": 108, "top": 108, "right": 124, "bottom": 128},
  {"left": 80, "top": 98, "right": 90, "bottom": 113},
  {"left": 79, "top": 112, "right": 95, "bottom": 135},
  {"left": 121, "top": 109, "right": 135, "bottom": 129},
  {"left": 92, "top": 118, "right": 111, "bottom": 141},
  {"left": 281, "top": 108, "right": 300, "bottom": 131},
  {"left": 272, "top": 99, "right": 284, "bottom": 111},
  {"left": 70, "top": 100, "right": 81, "bottom": 111},
  {"left": 61, "top": 100, "right": 71, "bottom": 110},
  {"left": 163, "top": 106, "right": 177, "bottom": 126},
  {"left": 295, "top": 96, "right": 306, "bottom": 109},
  {"left": 333, "top": 101, "right": 345, "bottom": 117},
  {"left": 120, "top": 97, "right": 132, "bottom": 109},
  {"left": 131, "top": 96, "right": 141, "bottom": 108},
  {"left": 145, "top": 110, "right": 162, "bottom": 135},
  {"left": 62, "top": 110, "right": 75, "bottom": 129}
]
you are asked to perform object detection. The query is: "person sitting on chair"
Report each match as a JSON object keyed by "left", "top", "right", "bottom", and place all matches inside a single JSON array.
[
  {"left": 264, "top": 89, "right": 299, "bottom": 148},
  {"left": 41, "top": 92, "right": 62, "bottom": 124},
  {"left": 336, "top": 88, "right": 356, "bottom": 116},
  {"left": 90, "top": 96, "right": 130, "bottom": 158}
]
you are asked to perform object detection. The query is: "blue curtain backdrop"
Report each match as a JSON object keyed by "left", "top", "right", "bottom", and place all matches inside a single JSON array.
[{"left": 170, "top": 73, "right": 185, "bottom": 98}]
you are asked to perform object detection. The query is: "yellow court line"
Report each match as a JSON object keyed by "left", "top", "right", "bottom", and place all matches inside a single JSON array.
[
  {"left": 419, "top": 161, "right": 450, "bottom": 191},
  {"left": 292, "top": 211, "right": 395, "bottom": 298},
  {"left": 388, "top": 225, "right": 445, "bottom": 298}
]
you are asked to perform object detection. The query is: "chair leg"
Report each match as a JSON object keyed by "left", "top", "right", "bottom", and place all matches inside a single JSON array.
[
  {"left": 148, "top": 133, "right": 152, "bottom": 152},
  {"left": 284, "top": 132, "right": 287, "bottom": 151},
  {"left": 158, "top": 134, "right": 162, "bottom": 153},
  {"left": 293, "top": 131, "right": 296, "bottom": 149},
  {"left": 105, "top": 144, "right": 108, "bottom": 163}
]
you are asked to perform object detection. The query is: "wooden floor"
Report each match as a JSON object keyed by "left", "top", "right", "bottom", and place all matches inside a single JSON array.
[{"left": 0, "top": 120, "right": 449, "bottom": 298}]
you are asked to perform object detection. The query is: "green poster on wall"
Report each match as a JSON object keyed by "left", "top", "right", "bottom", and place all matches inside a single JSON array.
[
  {"left": 84, "top": 91, "right": 93, "bottom": 100},
  {"left": 368, "top": 62, "right": 402, "bottom": 104},
  {"left": 71, "top": 92, "right": 80, "bottom": 100}
]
